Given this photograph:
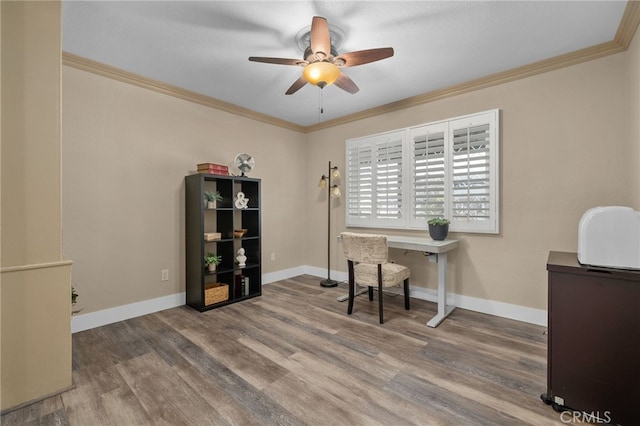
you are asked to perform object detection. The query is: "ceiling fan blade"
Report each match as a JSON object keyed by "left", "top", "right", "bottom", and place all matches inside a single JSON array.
[
  {"left": 248, "top": 57, "right": 306, "bottom": 66},
  {"left": 285, "top": 75, "right": 308, "bottom": 95},
  {"left": 310, "top": 16, "right": 331, "bottom": 57},
  {"left": 334, "top": 73, "right": 359, "bottom": 94},
  {"left": 335, "top": 47, "right": 394, "bottom": 67}
]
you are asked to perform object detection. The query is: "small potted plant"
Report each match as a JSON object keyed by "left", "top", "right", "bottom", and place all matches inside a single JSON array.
[
  {"left": 204, "top": 190, "right": 222, "bottom": 209},
  {"left": 428, "top": 217, "right": 450, "bottom": 241},
  {"left": 204, "top": 252, "right": 222, "bottom": 272}
]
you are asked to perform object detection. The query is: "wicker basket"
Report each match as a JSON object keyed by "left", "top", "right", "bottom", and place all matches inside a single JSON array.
[{"left": 205, "top": 283, "right": 229, "bottom": 306}]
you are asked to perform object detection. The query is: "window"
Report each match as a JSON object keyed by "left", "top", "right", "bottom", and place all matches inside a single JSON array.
[
  {"left": 346, "top": 110, "right": 499, "bottom": 234},
  {"left": 409, "top": 122, "right": 447, "bottom": 227},
  {"left": 346, "top": 130, "right": 405, "bottom": 228}
]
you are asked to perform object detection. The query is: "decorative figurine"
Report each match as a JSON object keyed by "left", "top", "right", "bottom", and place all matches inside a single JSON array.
[
  {"left": 235, "top": 192, "right": 249, "bottom": 209},
  {"left": 236, "top": 247, "right": 247, "bottom": 267}
]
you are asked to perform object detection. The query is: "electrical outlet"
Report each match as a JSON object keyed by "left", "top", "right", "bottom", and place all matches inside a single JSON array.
[
  {"left": 270, "top": 252, "right": 276, "bottom": 261},
  {"left": 161, "top": 269, "right": 169, "bottom": 281}
]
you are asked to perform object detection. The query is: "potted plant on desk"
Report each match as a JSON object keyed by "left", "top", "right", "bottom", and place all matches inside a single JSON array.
[{"left": 428, "top": 218, "right": 450, "bottom": 241}]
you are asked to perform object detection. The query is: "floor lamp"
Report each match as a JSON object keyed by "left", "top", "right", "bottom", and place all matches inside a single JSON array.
[{"left": 318, "top": 161, "right": 341, "bottom": 287}]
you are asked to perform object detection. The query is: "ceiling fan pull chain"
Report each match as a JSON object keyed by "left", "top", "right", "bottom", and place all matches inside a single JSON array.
[{"left": 319, "top": 87, "right": 325, "bottom": 118}]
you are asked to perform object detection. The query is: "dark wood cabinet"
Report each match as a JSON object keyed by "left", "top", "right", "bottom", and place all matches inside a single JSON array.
[
  {"left": 543, "top": 251, "right": 640, "bottom": 425},
  {"left": 185, "top": 174, "right": 261, "bottom": 311}
]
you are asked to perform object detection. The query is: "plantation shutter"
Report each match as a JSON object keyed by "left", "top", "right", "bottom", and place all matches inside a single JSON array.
[
  {"left": 346, "top": 131, "right": 406, "bottom": 227},
  {"left": 346, "top": 109, "right": 499, "bottom": 234},
  {"left": 346, "top": 141, "right": 373, "bottom": 222},
  {"left": 448, "top": 111, "right": 498, "bottom": 232},
  {"left": 375, "top": 133, "right": 404, "bottom": 221},
  {"left": 409, "top": 123, "right": 447, "bottom": 228}
]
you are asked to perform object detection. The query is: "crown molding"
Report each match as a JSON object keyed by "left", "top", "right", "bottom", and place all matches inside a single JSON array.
[
  {"left": 306, "top": 1, "right": 640, "bottom": 132},
  {"left": 61, "top": 52, "right": 306, "bottom": 133},
  {"left": 63, "top": 1, "right": 639, "bottom": 134},
  {"left": 615, "top": 0, "right": 640, "bottom": 49},
  {"left": 305, "top": 40, "right": 626, "bottom": 132}
]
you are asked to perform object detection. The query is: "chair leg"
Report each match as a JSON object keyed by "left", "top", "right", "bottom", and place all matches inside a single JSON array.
[
  {"left": 368, "top": 286, "right": 373, "bottom": 301},
  {"left": 347, "top": 261, "right": 355, "bottom": 315},
  {"left": 378, "top": 264, "right": 384, "bottom": 324},
  {"left": 404, "top": 278, "right": 410, "bottom": 310}
]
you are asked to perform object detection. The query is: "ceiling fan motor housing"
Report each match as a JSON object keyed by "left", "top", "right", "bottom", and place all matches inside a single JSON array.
[{"left": 303, "top": 46, "right": 340, "bottom": 63}]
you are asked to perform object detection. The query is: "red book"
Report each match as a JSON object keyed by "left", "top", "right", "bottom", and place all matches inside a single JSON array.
[
  {"left": 197, "top": 163, "right": 228, "bottom": 171},
  {"left": 197, "top": 163, "right": 229, "bottom": 175}
]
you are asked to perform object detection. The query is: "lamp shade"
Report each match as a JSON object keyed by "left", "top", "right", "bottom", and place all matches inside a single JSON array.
[
  {"left": 331, "top": 167, "right": 340, "bottom": 179},
  {"left": 330, "top": 185, "right": 341, "bottom": 198},
  {"left": 303, "top": 62, "right": 340, "bottom": 88},
  {"left": 318, "top": 176, "right": 327, "bottom": 188}
]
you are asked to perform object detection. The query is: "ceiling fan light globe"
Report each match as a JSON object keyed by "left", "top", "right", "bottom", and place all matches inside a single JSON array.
[{"left": 303, "top": 62, "right": 340, "bottom": 88}]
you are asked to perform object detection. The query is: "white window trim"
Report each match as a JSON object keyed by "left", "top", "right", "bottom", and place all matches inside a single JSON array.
[{"left": 345, "top": 109, "right": 500, "bottom": 234}]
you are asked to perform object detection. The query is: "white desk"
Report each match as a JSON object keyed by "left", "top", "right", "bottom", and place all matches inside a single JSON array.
[{"left": 338, "top": 235, "right": 458, "bottom": 328}]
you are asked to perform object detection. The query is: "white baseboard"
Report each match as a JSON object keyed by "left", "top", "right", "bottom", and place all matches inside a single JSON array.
[
  {"left": 302, "top": 267, "right": 547, "bottom": 326},
  {"left": 301, "top": 265, "right": 348, "bottom": 284},
  {"left": 262, "top": 266, "right": 311, "bottom": 284},
  {"left": 72, "top": 265, "right": 546, "bottom": 333},
  {"left": 407, "top": 286, "right": 547, "bottom": 326},
  {"left": 71, "top": 293, "right": 186, "bottom": 333}
]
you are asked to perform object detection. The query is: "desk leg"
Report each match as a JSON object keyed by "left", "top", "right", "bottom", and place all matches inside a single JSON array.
[{"left": 427, "top": 252, "right": 456, "bottom": 327}]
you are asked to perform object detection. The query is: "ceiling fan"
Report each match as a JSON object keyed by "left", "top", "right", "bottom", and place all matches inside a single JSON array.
[{"left": 248, "top": 16, "right": 394, "bottom": 95}]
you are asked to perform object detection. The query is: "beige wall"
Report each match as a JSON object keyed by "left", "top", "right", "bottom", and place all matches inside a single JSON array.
[
  {"left": 630, "top": 23, "right": 640, "bottom": 208},
  {"left": 1, "top": 1, "right": 72, "bottom": 411},
  {"left": 3, "top": 1, "right": 637, "bottom": 413},
  {"left": 63, "top": 32, "right": 639, "bottom": 317},
  {"left": 61, "top": 67, "right": 308, "bottom": 314},
  {"left": 306, "top": 48, "right": 637, "bottom": 311}
]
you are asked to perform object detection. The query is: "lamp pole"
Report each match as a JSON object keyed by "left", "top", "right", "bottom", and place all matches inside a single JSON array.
[{"left": 320, "top": 161, "right": 339, "bottom": 287}]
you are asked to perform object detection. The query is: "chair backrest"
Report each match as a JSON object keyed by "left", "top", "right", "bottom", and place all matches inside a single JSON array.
[{"left": 340, "top": 232, "right": 388, "bottom": 264}]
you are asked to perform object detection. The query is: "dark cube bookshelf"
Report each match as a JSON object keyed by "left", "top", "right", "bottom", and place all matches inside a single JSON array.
[{"left": 185, "top": 173, "right": 261, "bottom": 311}]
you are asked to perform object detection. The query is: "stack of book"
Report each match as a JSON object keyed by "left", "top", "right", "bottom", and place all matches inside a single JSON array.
[
  {"left": 204, "top": 232, "right": 221, "bottom": 241},
  {"left": 197, "top": 163, "right": 229, "bottom": 175},
  {"left": 235, "top": 274, "right": 250, "bottom": 297}
]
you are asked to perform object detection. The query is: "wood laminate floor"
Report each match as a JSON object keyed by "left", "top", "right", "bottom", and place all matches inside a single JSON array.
[{"left": 1, "top": 275, "right": 565, "bottom": 425}]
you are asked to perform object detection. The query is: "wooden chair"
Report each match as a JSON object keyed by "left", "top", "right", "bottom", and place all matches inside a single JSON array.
[{"left": 340, "top": 232, "right": 410, "bottom": 324}]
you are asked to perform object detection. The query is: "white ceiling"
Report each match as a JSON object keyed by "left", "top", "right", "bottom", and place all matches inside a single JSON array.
[{"left": 62, "top": 1, "right": 628, "bottom": 128}]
